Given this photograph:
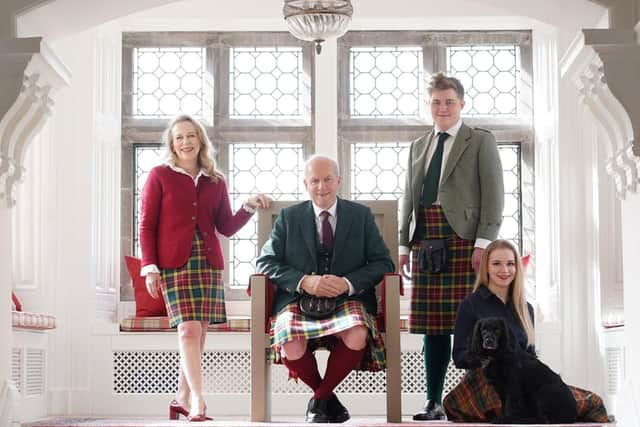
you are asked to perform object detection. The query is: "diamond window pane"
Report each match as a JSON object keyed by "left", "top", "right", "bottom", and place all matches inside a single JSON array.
[
  {"left": 350, "top": 47, "right": 424, "bottom": 118},
  {"left": 133, "top": 145, "right": 164, "bottom": 256},
  {"left": 229, "top": 47, "right": 304, "bottom": 119},
  {"left": 228, "top": 144, "right": 305, "bottom": 287},
  {"left": 133, "top": 47, "right": 207, "bottom": 118},
  {"left": 447, "top": 45, "right": 520, "bottom": 117},
  {"left": 350, "top": 142, "right": 521, "bottom": 250}
]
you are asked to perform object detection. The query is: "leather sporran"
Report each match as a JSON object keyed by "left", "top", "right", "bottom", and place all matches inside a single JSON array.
[
  {"left": 298, "top": 293, "right": 337, "bottom": 319},
  {"left": 418, "top": 239, "right": 448, "bottom": 273}
]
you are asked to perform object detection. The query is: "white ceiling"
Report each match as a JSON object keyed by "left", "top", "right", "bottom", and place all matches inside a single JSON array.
[{"left": 17, "top": 0, "right": 607, "bottom": 49}]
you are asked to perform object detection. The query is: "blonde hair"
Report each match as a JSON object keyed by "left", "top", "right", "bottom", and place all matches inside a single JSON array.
[
  {"left": 163, "top": 114, "right": 223, "bottom": 181},
  {"left": 473, "top": 239, "right": 535, "bottom": 346}
]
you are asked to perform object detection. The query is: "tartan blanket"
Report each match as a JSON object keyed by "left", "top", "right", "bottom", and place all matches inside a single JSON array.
[{"left": 443, "top": 368, "right": 610, "bottom": 423}]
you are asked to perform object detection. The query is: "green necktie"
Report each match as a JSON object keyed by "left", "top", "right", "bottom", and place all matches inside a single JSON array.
[{"left": 421, "top": 132, "right": 449, "bottom": 206}]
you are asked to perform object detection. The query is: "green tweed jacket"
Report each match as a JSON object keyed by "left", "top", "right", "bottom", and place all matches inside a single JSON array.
[
  {"left": 256, "top": 198, "right": 395, "bottom": 315},
  {"left": 399, "top": 123, "right": 504, "bottom": 247}
]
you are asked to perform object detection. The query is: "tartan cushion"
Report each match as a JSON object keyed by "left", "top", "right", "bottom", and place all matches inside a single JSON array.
[
  {"left": 119, "top": 316, "right": 250, "bottom": 332},
  {"left": 12, "top": 311, "right": 56, "bottom": 330}
]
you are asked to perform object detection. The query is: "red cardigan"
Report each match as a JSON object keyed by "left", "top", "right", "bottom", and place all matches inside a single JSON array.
[{"left": 139, "top": 165, "right": 253, "bottom": 270}]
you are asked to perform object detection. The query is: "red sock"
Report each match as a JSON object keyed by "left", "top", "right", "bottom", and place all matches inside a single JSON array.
[
  {"left": 282, "top": 349, "right": 322, "bottom": 391},
  {"left": 314, "top": 340, "right": 365, "bottom": 400}
]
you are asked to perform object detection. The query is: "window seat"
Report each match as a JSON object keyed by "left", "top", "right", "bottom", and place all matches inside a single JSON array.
[
  {"left": 119, "top": 316, "right": 250, "bottom": 332},
  {"left": 118, "top": 316, "right": 410, "bottom": 332},
  {"left": 12, "top": 310, "right": 56, "bottom": 331}
]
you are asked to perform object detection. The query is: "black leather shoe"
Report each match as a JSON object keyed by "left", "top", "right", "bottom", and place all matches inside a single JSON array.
[
  {"left": 327, "top": 393, "right": 350, "bottom": 423},
  {"left": 305, "top": 397, "right": 330, "bottom": 423},
  {"left": 412, "top": 399, "right": 445, "bottom": 421}
]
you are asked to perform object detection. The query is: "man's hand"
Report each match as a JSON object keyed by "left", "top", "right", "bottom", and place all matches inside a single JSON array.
[
  {"left": 471, "top": 247, "right": 484, "bottom": 274},
  {"left": 301, "top": 274, "right": 348, "bottom": 297},
  {"left": 399, "top": 254, "right": 411, "bottom": 280}
]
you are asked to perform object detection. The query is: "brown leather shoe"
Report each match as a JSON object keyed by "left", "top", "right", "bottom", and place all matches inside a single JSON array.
[{"left": 413, "top": 400, "right": 445, "bottom": 421}]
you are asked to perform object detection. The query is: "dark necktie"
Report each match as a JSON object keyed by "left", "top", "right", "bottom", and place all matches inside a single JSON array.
[
  {"left": 421, "top": 131, "right": 449, "bottom": 206},
  {"left": 320, "top": 211, "right": 333, "bottom": 250}
]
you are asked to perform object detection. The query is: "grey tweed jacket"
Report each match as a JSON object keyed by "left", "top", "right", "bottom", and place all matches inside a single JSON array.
[{"left": 399, "top": 123, "right": 504, "bottom": 247}]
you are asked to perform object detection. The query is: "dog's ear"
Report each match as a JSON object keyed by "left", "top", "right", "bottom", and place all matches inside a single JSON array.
[{"left": 468, "top": 319, "right": 484, "bottom": 355}]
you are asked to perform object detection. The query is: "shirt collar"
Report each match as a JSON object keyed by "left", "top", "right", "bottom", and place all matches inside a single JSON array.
[
  {"left": 477, "top": 284, "right": 509, "bottom": 304},
  {"left": 434, "top": 118, "right": 463, "bottom": 139},
  {"left": 312, "top": 199, "right": 338, "bottom": 218},
  {"left": 165, "top": 161, "right": 209, "bottom": 181}
]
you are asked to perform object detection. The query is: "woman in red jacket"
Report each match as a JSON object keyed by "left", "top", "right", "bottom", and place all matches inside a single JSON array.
[{"left": 140, "top": 114, "right": 271, "bottom": 421}]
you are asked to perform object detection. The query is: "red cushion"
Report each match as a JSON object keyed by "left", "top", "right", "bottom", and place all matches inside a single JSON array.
[
  {"left": 124, "top": 256, "right": 167, "bottom": 317},
  {"left": 12, "top": 292, "right": 22, "bottom": 312}
]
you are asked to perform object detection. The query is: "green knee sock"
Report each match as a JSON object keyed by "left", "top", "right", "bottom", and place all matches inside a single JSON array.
[{"left": 423, "top": 334, "right": 451, "bottom": 403}]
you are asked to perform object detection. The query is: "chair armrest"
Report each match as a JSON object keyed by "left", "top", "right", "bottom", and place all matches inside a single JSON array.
[{"left": 249, "top": 274, "right": 275, "bottom": 334}]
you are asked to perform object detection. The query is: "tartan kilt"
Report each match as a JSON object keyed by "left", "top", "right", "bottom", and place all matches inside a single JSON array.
[
  {"left": 270, "top": 299, "right": 386, "bottom": 373},
  {"left": 443, "top": 368, "right": 610, "bottom": 423},
  {"left": 409, "top": 205, "right": 475, "bottom": 335},
  {"left": 161, "top": 230, "right": 225, "bottom": 328}
]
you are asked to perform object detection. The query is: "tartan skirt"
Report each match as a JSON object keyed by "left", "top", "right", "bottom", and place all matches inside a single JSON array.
[
  {"left": 270, "top": 299, "right": 386, "bottom": 373},
  {"left": 443, "top": 368, "right": 610, "bottom": 423},
  {"left": 161, "top": 230, "right": 225, "bottom": 328},
  {"left": 409, "top": 205, "right": 475, "bottom": 335}
]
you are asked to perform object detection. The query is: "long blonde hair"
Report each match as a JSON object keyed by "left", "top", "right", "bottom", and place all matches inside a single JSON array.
[
  {"left": 163, "top": 114, "right": 223, "bottom": 181},
  {"left": 473, "top": 239, "right": 535, "bottom": 346}
]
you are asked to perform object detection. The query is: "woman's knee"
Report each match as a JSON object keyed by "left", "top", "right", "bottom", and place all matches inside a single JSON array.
[
  {"left": 341, "top": 325, "right": 368, "bottom": 350},
  {"left": 281, "top": 338, "right": 308, "bottom": 360},
  {"left": 178, "top": 321, "right": 203, "bottom": 341}
]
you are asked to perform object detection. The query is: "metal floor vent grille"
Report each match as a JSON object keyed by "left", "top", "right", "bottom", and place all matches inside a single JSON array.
[
  {"left": 25, "top": 349, "right": 46, "bottom": 396},
  {"left": 606, "top": 346, "right": 625, "bottom": 395},
  {"left": 113, "top": 350, "right": 465, "bottom": 394},
  {"left": 12, "top": 348, "right": 23, "bottom": 394}
]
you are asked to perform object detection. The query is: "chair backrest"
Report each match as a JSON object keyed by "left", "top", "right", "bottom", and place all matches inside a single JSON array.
[{"left": 257, "top": 199, "right": 398, "bottom": 267}]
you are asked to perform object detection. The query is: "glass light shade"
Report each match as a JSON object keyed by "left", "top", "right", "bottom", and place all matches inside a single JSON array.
[{"left": 283, "top": 0, "right": 353, "bottom": 54}]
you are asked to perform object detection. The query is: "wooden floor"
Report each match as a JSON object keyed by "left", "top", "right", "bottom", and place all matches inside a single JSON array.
[{"left": 22, "top": 416, "right": 614, "bottom": 427}]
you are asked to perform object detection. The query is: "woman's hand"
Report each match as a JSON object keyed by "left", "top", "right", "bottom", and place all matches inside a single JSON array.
[
  {"left": 145, "top": 272, "right": 162, "bottom": 299},
  {"left": 399, "top": 254, "right": 411, "bottom": 280},
  {"left": 246, "top": 194, "right": 272, "bottom": 210}
]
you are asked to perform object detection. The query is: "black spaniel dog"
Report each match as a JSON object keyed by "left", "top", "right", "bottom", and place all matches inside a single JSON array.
[{"left": 466, "top": 317, "right": 578, "bottom": 424}]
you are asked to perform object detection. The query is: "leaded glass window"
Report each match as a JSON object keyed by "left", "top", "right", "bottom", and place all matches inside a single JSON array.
[
  {"left": 350, "top": 142, "right": 410, "bottom": 200},
  {"left": 447, "top": 45, "right": 520, "bottom": 117},
  {"left": 133, "top": 145, "right": 163, "bottom": 256},
  {"left": 122, "top": 32, "right": 313, "bottom": 301},
  {"left": 339, "top": 31, "right": 532, "bottom": 264},
  {"left": 349, "top": 47, "right": 424, "bottom": 118},
  {"left": 133, "top": 47, "right": 207, "bottom": 118},
  {"left": 228, "top": 144, "right": 305, "bottom": 287},
  {"left": 230, "top": 47, "right": 304, "bottom": 119}
]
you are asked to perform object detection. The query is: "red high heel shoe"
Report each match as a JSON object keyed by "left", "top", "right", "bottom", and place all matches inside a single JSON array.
[
  {"left": 187, "top": 404, "right": 212, "bottom": 422},
  {"left": 169, "top": 400, "right": 189, "bottom": 420}
]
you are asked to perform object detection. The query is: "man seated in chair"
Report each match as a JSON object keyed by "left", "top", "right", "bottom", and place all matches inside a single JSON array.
[{"left": 256, "top": 155, "right": 395, "bottom": 423}]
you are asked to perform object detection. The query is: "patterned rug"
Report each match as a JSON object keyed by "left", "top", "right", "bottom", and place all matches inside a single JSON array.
[{"left": 22, "top": 417, "right": 613, "bottom": 427}]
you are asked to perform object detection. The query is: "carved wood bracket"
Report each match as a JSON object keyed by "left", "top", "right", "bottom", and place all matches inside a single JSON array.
[
  {"left": 0, "top": 38, "right": 70, "bottom": 208},
  {"left": 564, "top": 29, "right": 640, "bottom": 199}
]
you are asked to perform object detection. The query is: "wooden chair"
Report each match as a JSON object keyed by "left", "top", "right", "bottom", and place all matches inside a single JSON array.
[{"left": 249, "top": 200, "right": 402, "bottom": 422}]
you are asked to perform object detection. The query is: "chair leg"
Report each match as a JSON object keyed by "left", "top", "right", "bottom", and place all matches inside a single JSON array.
[
  {"left": 250, "top": 275, "right": 269, "bottom": 422},
  {"left": 384, "top": 274, "right": 402, "bottom": 423}
]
